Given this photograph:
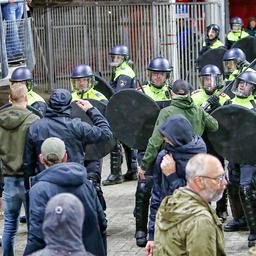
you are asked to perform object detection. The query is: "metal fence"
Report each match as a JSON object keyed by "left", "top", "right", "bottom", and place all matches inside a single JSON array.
[{"left": 32, "top": 1, "right": 224, "bottom": 92}]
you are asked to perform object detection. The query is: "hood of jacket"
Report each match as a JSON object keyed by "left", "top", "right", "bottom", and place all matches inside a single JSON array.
[
  {"left": 32, "top": 162, "right": 87, "bottom": 187},
  {"left": 42, "top": 193, "right": 86, "bottom": 254},
  {"left": 170, "top": 95, "right": 194, "bottom": 110},
  {"left": 0, "top": 106, "right": 33, "bottom": 130},
  {"left": 46, "top": 89, "right": 72, "bottom": 117},
  {"left": 159, "top": 114, "right": 194, "bottom": 147},
  {"left": 156, "top": 187, "right": 221, "bottom": 231}
]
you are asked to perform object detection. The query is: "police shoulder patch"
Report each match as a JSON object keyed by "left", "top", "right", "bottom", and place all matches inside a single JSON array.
[{"left": 220, "top": 93, "right": 227, "bottom": 98}]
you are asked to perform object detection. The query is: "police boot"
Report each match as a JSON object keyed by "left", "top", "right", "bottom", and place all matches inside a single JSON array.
[
  {"left": 102, "top": 144, "right": 123, "bottom": 186},
  {"left": 240, "top": 186, "right": 256, "bottom": 247},
  {"left": 134, "top": 178, "right": 153, "bottom": 247},
  {"left": 123, "top": 146, "right": 137, "bottom": 182},
  {"left": 216, "top": 188, "right": 228, "bottom": 222},
  {"left": 224, "top": 184, "right": 248, "bottom": 232}
]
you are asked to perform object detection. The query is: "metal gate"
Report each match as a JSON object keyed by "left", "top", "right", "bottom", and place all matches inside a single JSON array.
[{"left": 32, "top": 1, "right": 224, "bottom": 92}]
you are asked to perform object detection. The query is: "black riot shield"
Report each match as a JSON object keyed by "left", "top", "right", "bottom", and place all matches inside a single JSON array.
[
  {"left": 105, "top": 89, "right": 160, "bottom": 150},
  {"left": 207, "top": 105, "right": 256, "bottom": 164},
  {"left": 197, "top": 47, "right": 226, "bottom": 73},
  {"left": 70, "top": 100, "right": 116, "bottom": 161},
  {"left": 94, "top": 74, "right": 114, "bottom": 100},
  {"left": 232, "top": 36, "right": 256, "bottom": 62}
]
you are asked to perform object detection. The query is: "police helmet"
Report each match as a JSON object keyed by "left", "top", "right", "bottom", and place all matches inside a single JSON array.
[
  {"left": 147, "top": 57, "right": 173, "bottom": 88},
  {"left": 199, "top": 64, "right": 223, "bottom": 95},
  {"left": 223, "top": 48, "right": 247, "bottom": 74},
  {"left": 109, "top": 45, "right": 129, "bottom": 58},
  {"left": 147, "top": 57, "right": 173, "bottom": 72},
  {"left": 230, "top": 17, "right": 243, "bottom": 26},
  {"left": 10, "top": 67, "right": 33, "bottom": 91},
  {"left": 70, "top": 64, "right": 95, "bottom": 93},
  {"left": 71, "top": 64, "right": 94, "bottom": 79},
  {"left": 232, "top": 71, "right": 256, "bottom": 98},
  {"left": 207, "top": 24, "right": 220, "bottom": 38}
]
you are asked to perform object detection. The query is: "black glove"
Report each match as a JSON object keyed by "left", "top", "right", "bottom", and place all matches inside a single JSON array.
[
  {"left": 207, "top": 94, "right": 221, "bottom": 110},
  {"left": 205, "top": 38, "right": 212, "bottom": 47},
  {"left": 224, "top": 99, "right": 232, "bottom": 105}
]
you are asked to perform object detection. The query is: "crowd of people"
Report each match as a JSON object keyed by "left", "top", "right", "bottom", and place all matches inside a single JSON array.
[{"left": 0, "top": 6, "right": 256, "bottom": 256}]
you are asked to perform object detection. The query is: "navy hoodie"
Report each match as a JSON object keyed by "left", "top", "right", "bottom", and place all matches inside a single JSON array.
[{"left": 148, "top": 114, "right": 207, "bottom": 240}]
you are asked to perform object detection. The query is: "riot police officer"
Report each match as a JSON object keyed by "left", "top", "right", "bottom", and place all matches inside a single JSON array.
[
  {"left": 70, "top": 64, "right": 107, "bottom": 210},
  {"left": 223, "top": 48, "right": 253, "bottom": 82},
  {"left": 71, "top": 64, "right": 107, "bottom": 102},
  {"left": 192, "top": 64, "right": 230, "bottom": 110},
  {"left": 224, "top": 71, "right": 256, "bottom": 248},
  {"left": 102, "top": 45, "right": 137, "bottom": 185},
  {"left": 192, "top": 64, "right": 229, "bottom": 221},
  {"left": 225, "top": 17, "right": 249, "bottom": 49},
  {"left": 9, "top": 67, "right": 46, "bottom": 116},
  {"left": 109, "top": 44, "right": 136, "bottom": 92},
  {"left": 199, "top": 24, "right": 224, "bottom": 56},
  {"left": 135, "top": 57, "right": 172, "bottom": 247}
]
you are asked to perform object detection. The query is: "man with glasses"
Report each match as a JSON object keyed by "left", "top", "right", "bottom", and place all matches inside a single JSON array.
[{"left": 153, "top": 153, "right": 227, "bottom": 256}]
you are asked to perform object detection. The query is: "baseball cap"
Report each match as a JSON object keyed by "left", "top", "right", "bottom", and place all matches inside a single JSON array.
[
  {"left": 41, "top": 137, "right": 66, "bottom": 161},
  {"left": 171, "top": 79, "right": 192, "bottom": 95}
]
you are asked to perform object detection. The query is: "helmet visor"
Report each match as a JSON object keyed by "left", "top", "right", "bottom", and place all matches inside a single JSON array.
[
  {"left": 223, "top": 60, "right": 237, "bottom": 75},
  {"left": 232, "top": 24, "right": 242, "bottom": 32},
  {"left": 200, "top": 75, "right": 219, "bottom": 95},
  {"left": 70, "top": 77, "right": 93, "bottom": 93},
  {"left": 231, "top": 79, "right": 254, "bottom": 98},
  {"left": 109, "top": 55, "right": 125, "bottom": 67}
]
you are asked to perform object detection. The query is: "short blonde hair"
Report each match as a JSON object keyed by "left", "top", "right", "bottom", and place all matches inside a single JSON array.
[{"left": 9, "top": 83, "right": 28, "bottom": 103}]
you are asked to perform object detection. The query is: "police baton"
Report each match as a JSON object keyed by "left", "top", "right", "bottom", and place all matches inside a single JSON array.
[{"left": 203, "top": 57, "right": 256, "bottom": 111}]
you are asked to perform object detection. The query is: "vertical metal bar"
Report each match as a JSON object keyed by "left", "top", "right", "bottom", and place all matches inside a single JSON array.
[
  {"left": 95, "top": 4, "right": 101, "bottom": 73},
  {"left": 45, "top": 7, "right": 54, "bottom": 91}
]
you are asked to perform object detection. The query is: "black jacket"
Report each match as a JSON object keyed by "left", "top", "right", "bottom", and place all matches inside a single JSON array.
[{"left": 23, "top": 89, "right": 113, "bottom": 189}]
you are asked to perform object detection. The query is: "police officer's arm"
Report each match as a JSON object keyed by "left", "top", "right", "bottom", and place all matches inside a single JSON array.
[
  {"left": 186, "top": 217, "right": 221, "bottom": 256},
  {"left": 113, "top": 74, "right": 135, "bottom": 89},
  {"left": 75, "top": 99, "right": 113, "bottom": 144}
]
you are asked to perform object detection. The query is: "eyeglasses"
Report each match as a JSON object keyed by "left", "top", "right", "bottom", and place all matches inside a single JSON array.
[{"left": 199, "top": 172, "right": 226, "bottom": 184}]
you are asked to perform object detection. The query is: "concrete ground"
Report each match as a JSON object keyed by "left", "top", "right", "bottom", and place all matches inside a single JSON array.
[{"left": 0, "top": 155, "right": 250, "bottom": 255}]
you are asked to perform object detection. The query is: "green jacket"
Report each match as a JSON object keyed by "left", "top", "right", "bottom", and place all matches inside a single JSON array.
[
  {"left": 0, "top": 106, "right": 39, "bottom": 176},
  {"left": 154, "top": 188, "right": 226, "bottom": 256},
  {"left": 140, "top": 95, "right": 218, "bottom": 170}
]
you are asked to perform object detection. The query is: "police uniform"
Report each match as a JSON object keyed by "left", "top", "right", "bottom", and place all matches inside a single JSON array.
[
  {"left": 139, "top": 82, "right": 170, "bottom": 101},
  {"left": 225, "top": 30, "right": 249, "bottom": 49},
  {"left": 224, "top": 73, "right": 256, "bottom": 247},
  {"left": 111, "top": 61, "right": 136, "bottom": 92},
  {"left": 103, "top": 59, "right": 137, "bottom": 186}
]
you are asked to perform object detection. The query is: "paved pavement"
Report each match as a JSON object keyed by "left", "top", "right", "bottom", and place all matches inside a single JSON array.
[{"left": 0, "top": 155, "right": 251, "bottom": 255}]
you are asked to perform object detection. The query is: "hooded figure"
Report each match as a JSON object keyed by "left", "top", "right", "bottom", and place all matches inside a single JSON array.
[
  {"left": 23, "top": 88, "right": 113, "bottom": 188},
  {"left": 29, "top": 193, "right": 94, "bottom": 256},
  {"left": 148, "top": 114, "right": 207, "bottom": 241}
]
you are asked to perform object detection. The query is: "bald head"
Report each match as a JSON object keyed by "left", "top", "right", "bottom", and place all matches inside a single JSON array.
[{"left": 186, "top": 153, "right": 223, "bottom": 183}]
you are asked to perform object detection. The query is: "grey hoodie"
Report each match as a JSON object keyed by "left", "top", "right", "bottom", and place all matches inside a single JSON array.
[{"left": 29, "top": 193, "right": 94, "bottom": 256}]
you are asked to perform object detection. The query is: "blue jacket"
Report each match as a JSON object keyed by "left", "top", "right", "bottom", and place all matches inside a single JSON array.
[
  {"left": 148, "top": 115, "right": 207, "bottom": 241},
  {"left": 24, "top": 162, "right": 107, "bottom": 256},
  {"left": 23, "top": 89, "right": 113, "bottom": 188}
]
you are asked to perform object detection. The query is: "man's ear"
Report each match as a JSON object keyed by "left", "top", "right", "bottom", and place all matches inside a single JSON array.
[
  {"left": 62, "top": 152, "right": 68, "bottom": 163},
  {"left": 194, "top": 176, "right": 205, "bottom": 190},
  {"left": 39, "top": 154, "right": 45, "bottom": 164}
]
